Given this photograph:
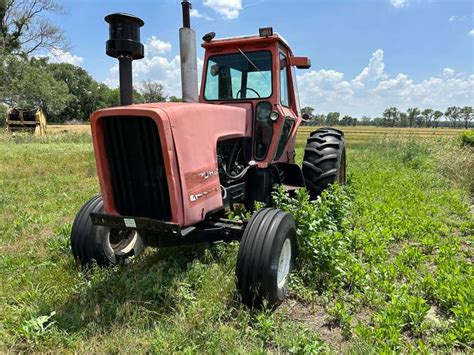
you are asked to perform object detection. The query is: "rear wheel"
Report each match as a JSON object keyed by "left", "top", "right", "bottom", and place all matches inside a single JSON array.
[
  {"left": 302, "top": 127, "right": 346, "bottom": 199},
  {"left": 70, "top": 195, "right": 144, "bottom": 266},
  {"left": 236, "top": 208, "right": 297, "bottom": 308}
]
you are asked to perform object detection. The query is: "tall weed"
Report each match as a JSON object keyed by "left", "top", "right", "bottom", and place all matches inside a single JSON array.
[
  {"left": 428, "top": 138, "right": 474, "bottom": 195},
  {"left": 273, "top": 183, "right": 355, "bottom": 292}
]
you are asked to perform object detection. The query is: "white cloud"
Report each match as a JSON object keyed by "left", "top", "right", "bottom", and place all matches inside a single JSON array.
[
  {"left": 105, "top": 55, "right": 181, "bottom": 97},
  {"left": 298, "top": 70, "right": 353, "bottom": 102},
  {"left": 190, "top": 8, "right": 213, "bottom": 20},
  {"left": 145, "top": 36, "right": 172, "bottom": 55},
  {"left": 297, "top": 50, "right": 474, "bottom": 117},
  {"left": 203, "top": 0, "right": 242, "bottom": 19},
  {"left": 46, "top": 48, "right": 84, "bottom": 66},
  {"left": 372, "top": 73, "right": 413, "bottom": 97},
  {"left": 449, "top": 15, "right": 469, "bottom": 22},
  {"left": 351, "top": 49, "right": 387, "bottom": 89},
  {"left": 390, "top": 0, "right": 408, "bottom": 8},
  {"left": 469, "top": 29, "right": 474, "bottom": 36},
  {"left": 442, "top": 68, "right": 455, "bottom": 78}
]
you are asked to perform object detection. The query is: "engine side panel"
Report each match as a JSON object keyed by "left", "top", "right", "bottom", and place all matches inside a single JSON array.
[{"left": 161, "top": 103, "right": 248, "bottom": 226}]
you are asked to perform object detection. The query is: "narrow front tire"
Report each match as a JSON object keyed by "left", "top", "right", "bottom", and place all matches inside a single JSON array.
[
  {"left": 236, "top": 208, "right": 297, "bottom": 308},
  {"left": 70, "top": 195, "right": 144, "bottom": 267}
]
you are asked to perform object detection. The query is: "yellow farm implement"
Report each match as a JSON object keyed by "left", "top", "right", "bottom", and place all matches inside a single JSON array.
[{"left": 5, "top": 108, "right": 47, "bottom": 136}]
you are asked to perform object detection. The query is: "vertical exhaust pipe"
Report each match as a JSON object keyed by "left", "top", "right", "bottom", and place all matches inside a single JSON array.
[
  {"left": 105, "top": 13, "right": 145, "bottom": 106},
  {"left": 179, "top": 1, "right": 199, "bottom": 103}
]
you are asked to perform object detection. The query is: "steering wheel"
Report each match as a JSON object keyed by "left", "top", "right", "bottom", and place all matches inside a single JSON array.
[{"left": 236, "top": 87, "right": 260, "bottom": 99}]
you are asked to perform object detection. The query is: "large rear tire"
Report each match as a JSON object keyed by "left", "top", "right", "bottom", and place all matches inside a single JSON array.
[
  {"left": 71, "top": 195, "right": 144, "bottom": 267},
  {"left": 236, "top": 208, "right": 297, "bottom": 308},
  {"left": 302, "top": 127, "right": 346, "bottom": 199}
]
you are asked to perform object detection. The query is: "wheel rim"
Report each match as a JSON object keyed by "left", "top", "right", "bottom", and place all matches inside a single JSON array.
[
  {"left": 277, "top": 238, "right": 292, "bottom": 289},
  {"left": 107, "top": 229, "right": 138, "bottom": 256}
]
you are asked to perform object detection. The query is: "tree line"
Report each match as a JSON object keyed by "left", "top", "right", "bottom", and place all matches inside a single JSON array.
[
  {"left": 301, "top": 106, "right": 474, "bottom": 129},
  {"left": 0, "top": 55, "right": 179, "bottom": 123},
  {"left": 0, "top": 0, "right": 179, "bottom": 123}
]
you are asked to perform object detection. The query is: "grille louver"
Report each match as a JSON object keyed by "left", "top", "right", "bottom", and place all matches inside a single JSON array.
[{"left": 102, "top": 116, "right": 171, "bottom": 221}]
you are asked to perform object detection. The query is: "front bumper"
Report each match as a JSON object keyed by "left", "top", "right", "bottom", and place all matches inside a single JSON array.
[{"left": 90, "top": 212, "right": 244, "bottom": 247}]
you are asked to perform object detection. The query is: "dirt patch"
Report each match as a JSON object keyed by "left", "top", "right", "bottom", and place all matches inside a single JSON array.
[{"left": 281, "top": 299, "right": 350, "bottom": 351}]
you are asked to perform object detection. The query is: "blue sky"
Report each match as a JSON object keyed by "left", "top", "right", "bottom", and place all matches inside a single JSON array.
[{"left": 45, "top": 0, "right": 473, "bottom": 117}]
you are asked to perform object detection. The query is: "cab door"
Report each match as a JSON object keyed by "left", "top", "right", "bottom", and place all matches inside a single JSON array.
[{"left": 273, "top": 50, "right": 298, "bottom": 163}]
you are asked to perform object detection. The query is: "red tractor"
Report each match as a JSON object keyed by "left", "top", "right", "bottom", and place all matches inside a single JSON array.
[{"left": 71, "top": 1, "right": 346, "bottom": 308}]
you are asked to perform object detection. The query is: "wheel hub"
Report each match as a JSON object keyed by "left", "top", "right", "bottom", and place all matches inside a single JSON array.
[
  {"left": 277, "top": 238, "right": 292, "bottom": 289},
  {"left": 108, "top": 229, "right": 138, "bottom": 255}
]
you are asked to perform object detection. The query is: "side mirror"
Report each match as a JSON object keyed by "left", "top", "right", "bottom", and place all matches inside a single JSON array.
[
  {"left": 289, "top": 56, "right": 311, "bottom": 69},
  {"left": 302, "top": 113, "right": 311, "bottom": 121}
]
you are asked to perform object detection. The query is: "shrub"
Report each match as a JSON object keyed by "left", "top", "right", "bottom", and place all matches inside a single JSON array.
[
  {"left": 400, "top": 139, "right": 430, "bottom": 169},
  {"left": 273, "top": 183, "right": 355, "bottom": 292},
  {"left": 460, "top": 130, "right": 474, "bottom": 147},
  {"left": 0, "top": 105, "right": 6, "bottom": 126}
]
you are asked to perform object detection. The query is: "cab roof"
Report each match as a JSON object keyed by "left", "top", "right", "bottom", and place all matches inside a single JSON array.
[{"left": 201, "top": 32, "right": 292, "bottom": 52}]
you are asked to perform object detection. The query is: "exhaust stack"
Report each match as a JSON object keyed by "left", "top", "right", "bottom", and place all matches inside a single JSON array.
[
  {"left": 105, "top": 13, "right": 144, "bottom": 106},
  {"left": 179, "top": 1, "right": 199, "bottom": 103}
]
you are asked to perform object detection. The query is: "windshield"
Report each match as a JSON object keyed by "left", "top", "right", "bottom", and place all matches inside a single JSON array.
[{"left": 204, "top": 50, "right": 272, "bottom": 100}]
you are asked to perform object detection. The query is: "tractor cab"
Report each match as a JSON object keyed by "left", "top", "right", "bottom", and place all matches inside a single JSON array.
[{"left": 200, "top": 29, "right": 311, "bottom": 164}]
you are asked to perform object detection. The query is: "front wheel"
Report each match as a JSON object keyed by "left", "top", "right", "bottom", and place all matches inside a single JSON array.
[
  {"left": 70, "top": 195, "right": 144, "bottom": 267},
  {"left": 236, "top": 208, "right": 297, "bottom": 308}
]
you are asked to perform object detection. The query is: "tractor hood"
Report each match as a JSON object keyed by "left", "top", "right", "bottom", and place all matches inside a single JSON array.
[{"left": 91, "top": 102, "right": 250, "bottom": 227}]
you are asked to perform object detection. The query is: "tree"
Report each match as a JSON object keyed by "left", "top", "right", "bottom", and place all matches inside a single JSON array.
[
  {"left": 407, "top": 107, "right": 420, "bottom": 128},
  {"left": 168, "top": 96, "right": 182, "bottom": 102},
  {"left": 360, "top": 116, "right": 372, "bottom": 126},
  {"left": 313, "top": 114, "right": 326, "bottom": 125},
  {"left": 383, "top": 107, "right": 400, "bottom": 127},
  {"left": 400, "top": 112, "right": 408, "bottom": 127},
  {"left": 47, "top": 62, "right": 98, "bottom": 120},
  {"left": 373, "top": 117, "right": 384, "bottom": 127},
  {"left": 421, "top": 108, "right": 434, "bottom": 128},
  {"left": 0, "top": 55, "right": 69, "bottom": 114},
  {"left": 326, "top": 112, "right": 340, "bottom": 126},
  {"left": 340, "top": 115, "right": 353, "bottom": 126},
  {"left": 432, "top": 111, "right": 443, "bottom": 128},
  {"left": 460, "top": 106, "right": 473, "bottom": 129},
  {"left": 140, "top": 80, "right": 167, "bottom": 103},
  {"left": 0, "top": 0, "right": 66, "bottom": 56},
  {"left": 445, "top": 107, "right": 461, "bottom": 128}
]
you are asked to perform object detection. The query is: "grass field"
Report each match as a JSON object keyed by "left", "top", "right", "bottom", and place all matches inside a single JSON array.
[{"left": 0, "top": 126, "right": 472, "bottom": 352}]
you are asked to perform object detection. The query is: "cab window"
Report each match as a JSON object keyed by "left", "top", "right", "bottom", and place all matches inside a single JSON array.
[
  {"left": 204, "top": 51, "right": 272, "bottom": 100},
  {"left": 279, "top": 52, "right": 290, "bottom": 107}
]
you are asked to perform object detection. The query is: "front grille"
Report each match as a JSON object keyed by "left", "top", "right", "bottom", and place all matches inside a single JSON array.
[{"left": 102, "top": 116, "right": 171, "bottom": 220}]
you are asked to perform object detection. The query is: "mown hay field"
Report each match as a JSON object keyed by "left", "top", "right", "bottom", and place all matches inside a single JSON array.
[
  {"left": 295, "top": 126, "right": 463, "bottom": 147},
  {"left": 0, "top": 126, "right": 472, "bottom": 352},
  {"left": 46, "top": 124, "right": 464, "bottom": 148}
]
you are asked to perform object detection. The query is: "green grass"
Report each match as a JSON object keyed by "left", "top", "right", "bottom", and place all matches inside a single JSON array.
[{"left": 0, "top": 131, "right": 472, "bottom": 352}]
